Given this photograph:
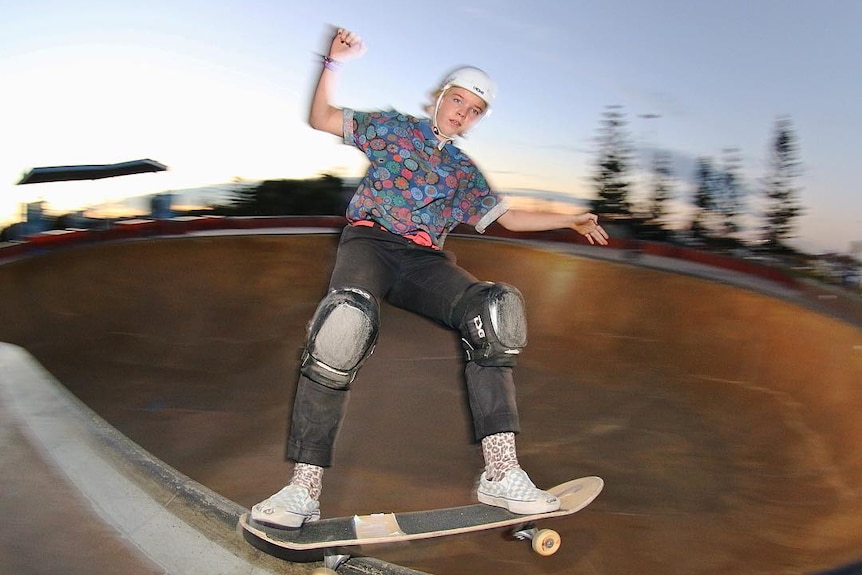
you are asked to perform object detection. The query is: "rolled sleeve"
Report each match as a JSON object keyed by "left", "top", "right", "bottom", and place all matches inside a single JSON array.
[
  {"left": 342, "top": 108, "right": 356, "bottom": 145},
  {"left": 475, "top": 198, "right": 509, "bottom": 234}
]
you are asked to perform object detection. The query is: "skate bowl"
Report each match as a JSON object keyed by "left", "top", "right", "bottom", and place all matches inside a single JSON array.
[{"left": 1, "top": 228, "right": 860, "bottom": 575}]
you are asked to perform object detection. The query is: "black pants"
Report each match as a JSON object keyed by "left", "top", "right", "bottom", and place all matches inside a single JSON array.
[{"left": 286, "top": 225, "right": 521, "bottom": 467}]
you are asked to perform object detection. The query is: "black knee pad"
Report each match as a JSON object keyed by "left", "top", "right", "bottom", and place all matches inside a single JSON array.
[
  {"left": 454, "top": 282, "right": 527, "bottom": 367},
  {"left": 300, "top": 287, "right": 379, "bottom": 389}
]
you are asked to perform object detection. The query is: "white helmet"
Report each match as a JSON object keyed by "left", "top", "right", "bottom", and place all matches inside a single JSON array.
[
  {"left": 432, "top": 66, "right": 496, "bottom": 144},
  {"left": 440, "top": 66, "right": 496, "bottom": 110}
]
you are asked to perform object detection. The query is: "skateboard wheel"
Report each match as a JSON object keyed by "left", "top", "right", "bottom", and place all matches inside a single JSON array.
[
  {"left": 532, "top": 528, "right": 561, "bottom": 556},
  {"left": 311, "top": 569, "right": 337, "bottom": 575}
]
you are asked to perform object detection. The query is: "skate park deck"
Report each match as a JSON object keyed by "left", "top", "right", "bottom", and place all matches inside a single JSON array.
[{"left": 1, "top": 229, "right": 860, "bottom": 575}]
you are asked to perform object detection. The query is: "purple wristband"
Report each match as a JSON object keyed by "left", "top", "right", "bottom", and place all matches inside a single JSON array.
[{"left": 322, "top": 55, "right": 340, "bottom": 71}]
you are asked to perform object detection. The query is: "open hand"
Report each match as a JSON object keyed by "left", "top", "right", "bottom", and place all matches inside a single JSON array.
[{"left": 572, "top": 213, "right": 609, "bottom": 246}]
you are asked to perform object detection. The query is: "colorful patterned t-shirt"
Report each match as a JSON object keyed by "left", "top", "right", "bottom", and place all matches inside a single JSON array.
[{"left": 342, "top": 109, "right": 507, "bottom": 248}]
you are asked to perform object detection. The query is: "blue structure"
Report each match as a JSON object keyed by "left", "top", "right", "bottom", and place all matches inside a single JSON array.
[{"left": 150, "top": 194, "right": 174, "bottom": 220}]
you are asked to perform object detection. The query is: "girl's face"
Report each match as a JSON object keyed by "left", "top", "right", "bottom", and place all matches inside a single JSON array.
[{"left": 435, "top": 87, "right": 487, "bottom": 137}]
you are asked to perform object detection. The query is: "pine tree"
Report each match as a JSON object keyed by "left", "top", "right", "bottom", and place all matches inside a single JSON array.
[
  {"left": 646, "top": 150, "right": 675, "bottom": 229},
  {"left": 715, "top": 147, "right": 744, "bottom": 239},
  {"left": 691, "top": 157, "right": 718, "bottom": 239},
  {"left": 762, "top": 117, "right": 803, "bottom": 249},
  {"left": 591, "top": 106, "right": 633, "bottom": 218}
]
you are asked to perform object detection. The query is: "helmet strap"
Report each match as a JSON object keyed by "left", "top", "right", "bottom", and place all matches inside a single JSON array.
[
  {"left": 431, "top": 85, "right": 492, "bottom": 150},
  {"left": 431, "top": 90, "right": 455, "bottom": 150}
]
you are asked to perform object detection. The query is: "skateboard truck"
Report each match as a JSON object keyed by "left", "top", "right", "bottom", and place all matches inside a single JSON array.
[
  {"left": 511, "top": 523, "right": 562, "bottom": 556},
  {"left": 323, "top": 550, "right": 350, "bottom": 571},
  {"left": 310, "top": 551, "right": 350, "bottom": 574}
]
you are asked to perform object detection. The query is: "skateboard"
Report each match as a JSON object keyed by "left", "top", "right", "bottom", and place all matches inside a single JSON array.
[{"left": 239, "top": 475, "right": 603, "bottom": 572}]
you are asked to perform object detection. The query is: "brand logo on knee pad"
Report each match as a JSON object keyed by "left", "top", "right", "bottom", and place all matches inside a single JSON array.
[{"left": 472, "top": 315, "right": 486, "bottom": 339}]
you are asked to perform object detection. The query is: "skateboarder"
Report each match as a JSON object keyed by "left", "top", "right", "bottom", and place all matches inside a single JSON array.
[{"left": 252, "top": 27, "right": 609, "bottom": 528}]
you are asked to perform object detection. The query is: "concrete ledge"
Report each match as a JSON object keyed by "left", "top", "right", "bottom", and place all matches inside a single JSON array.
[{"left": 0, "top": 343, "right": 430, "bottom": 575}]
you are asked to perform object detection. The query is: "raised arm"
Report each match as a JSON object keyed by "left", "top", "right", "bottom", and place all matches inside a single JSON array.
[
  {"left": 497, "top": 209, "right": 610, "bottom": 246},
  {"left": 308, "top": 28, "right": 367, "bottom": 136}
]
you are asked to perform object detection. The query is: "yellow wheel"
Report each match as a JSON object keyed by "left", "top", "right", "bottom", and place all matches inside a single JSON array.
[
  {"left": 532, "top": 528, "right": 561, "bottom": 556},
  {"left": 311, "top": 569, "right": 338, "bottom": 575}
]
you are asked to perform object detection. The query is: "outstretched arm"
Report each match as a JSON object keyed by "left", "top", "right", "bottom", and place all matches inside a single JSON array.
[
  {"left": 308, "top": 28, "right": 367, "bottom": 136},
  {"left": 497, "top": 209, "right": 610, "bottom": 245}
]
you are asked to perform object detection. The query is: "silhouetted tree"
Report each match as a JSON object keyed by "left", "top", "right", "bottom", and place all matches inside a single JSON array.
[
  {"left": 591, "top": 106, "right": 634, "bottom": 218},
  {"left": 715, "top": 147, "right": 745, "bottom": 239},
  {"left": 690, "top": 157, "right": 718, "bottom": 239},
  {"left": 646, "top": 150, "right": 675, "bottom": 229},
  {"left": 228, "top": 174, "right": 346, "bottom": 216},
  {"left": 762, "top": 117, "right": 803, "bottom": 249}
]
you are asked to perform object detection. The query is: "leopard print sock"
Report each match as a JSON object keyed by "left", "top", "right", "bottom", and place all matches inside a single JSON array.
[
  {"left": 481, "top": 432, "right": 520, "bottom": 481},
  {"left": 289, "top": 462, "right": 324, "bottom": 500}
]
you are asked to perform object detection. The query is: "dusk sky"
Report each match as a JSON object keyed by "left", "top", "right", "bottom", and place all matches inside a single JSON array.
[{"left": 2, "top": 0, "right": 859, "bottom": 254}]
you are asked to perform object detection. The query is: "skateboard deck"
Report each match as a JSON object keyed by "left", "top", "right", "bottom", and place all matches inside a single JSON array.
[{"left": 240, "top": 475, "right": 602, "bottom": 562}]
